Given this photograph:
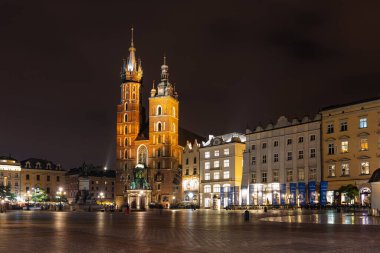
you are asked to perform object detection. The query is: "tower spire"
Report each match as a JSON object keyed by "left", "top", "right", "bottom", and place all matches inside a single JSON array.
[
  {"left": 127, "top": 27, "right": 136, "bottom": 72},
  {"left": 161, "top": 54, "right": 169, "bottom": 81}
]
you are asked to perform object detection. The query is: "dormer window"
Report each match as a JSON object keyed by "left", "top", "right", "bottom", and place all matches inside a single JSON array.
[
  {"left": 46, "top": 163, "right": 51, "bottom": 169},
  {"left": 25, "top": 161, "right": 31, "bottom": 169},
  {"left": 35, "top": 162, "right": 41, "bottom": 169}
]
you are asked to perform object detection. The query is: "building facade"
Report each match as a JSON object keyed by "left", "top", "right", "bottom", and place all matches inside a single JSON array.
[
  {"left": 320, "top": 97, "right": 380, "bottom": 205},
  {"left": 66, "top": 164, "right": 115, "bottom": 205},
  {"left": 0, "top": 156, "right": 22, "bottom": 199},
  {"left": 242, "top": 115, "right": 322, "bottom": 206},
  {"left": 20, "top": 158, "right": 66, "bottom": 201},
  {"left": 115, "top": 29, "right": 182, "bottom": 208},
  {"left": 182, "top": 140, "right": 200, "bottom": 205},
  {"left": 200, "top": 133, "right": 245, "bottom": 209}
]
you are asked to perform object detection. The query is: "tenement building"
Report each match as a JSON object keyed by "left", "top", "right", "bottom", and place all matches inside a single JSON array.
[
  {"left": 182, "top": 140, "right": 200, "bottom": 205},
  {"left": 200, "top": 133, "right": 245, "bottom": 209},
  {"left": 116, "top": 29, "right": 195, "bottom": 209},
  {"left": 20, "top": 158, "right": 66, "bottom": 201},
  {"left": 0, "top": 156, "right": 22, "bottom": 199},
  {"left": 242, "top": 115, "right": 322, "bottom": 206},
  {"left": 320, "top": 97, "right": 380, "bottom": 205}
]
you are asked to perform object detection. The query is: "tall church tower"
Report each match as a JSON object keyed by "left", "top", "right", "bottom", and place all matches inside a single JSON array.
[
  {"left": 115, "top": 28, "right": 144, "bottom": 207},
  {"left": 148, "top": 57, "right": 182, "bottom": 204}
]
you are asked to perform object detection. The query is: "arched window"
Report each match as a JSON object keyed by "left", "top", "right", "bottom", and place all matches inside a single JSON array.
[
  {"left": 124, "top": 138, "right": 128, "bottom": 146},
  {"left": 158, "top": 135, "right": 162, "bottom": 143},
  {"left": 124, "top": 150, "right": 128, "bottom": 159},
  {"left": 172, "top": 123, "right": 175, "bottom": 132},
  {"left": 157, "top": 105, "right": 162, "bottom": 115},
  {"left": 132, "top": 93, "right": 136, "bottom": 100},
  {"left": 124, "top": 114, "right": 128, "bottom": 122},
  {"left": 125, "top": 103, "right": 128, "bottom": 111},
  {"left": 172, "top": 106, "right": 176, "bottom": 117},
  {"left": 124, "top": 125, "right": 128, "bottom": 134},
  {"left": 137, "top": 145, "right": 148, "bottom": 165},
  {"left": 157, "top": 122, "right": 162, "bottom": 131}
]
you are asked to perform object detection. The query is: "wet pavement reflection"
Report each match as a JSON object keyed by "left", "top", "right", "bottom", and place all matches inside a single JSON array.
[{"left": 1, "top": 210, "right": 380, "bottom": 252}]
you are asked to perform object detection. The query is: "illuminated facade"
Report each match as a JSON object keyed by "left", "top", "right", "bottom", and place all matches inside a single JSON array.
[
  {"left": 199, "top": 133, "right": 245, "bottom": 209},
  {"left": 242, "top": 115, "right": 322, "bottom": 206},
  {"left": 320, "top": 97, "right": 380, "bottom": 205},
  {"left": 182, "top": 140, "right": 200, "bottom": 205},
  {"left": 20, "top": 158, "right": 66, "bottom": 201},
  {"left": 116, "top": 29, "right": 182, "bottom": 208},
  {"left": 0, "top": 156, "right": 22, "bottom": 198}
]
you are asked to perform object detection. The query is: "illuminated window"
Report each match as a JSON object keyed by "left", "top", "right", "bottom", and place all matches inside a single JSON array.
[
  {"left": 172, "top": 123, "right": 175, "bottom": 132},
  {"left": 274, "top": 153, "right": 279, "bottom": 162},
  {"left": 205, "top": 152, "right": 210, "bottom": 158},
  {"left": 224, "top": 159, "right": 230, "bottom": 168},
  {"left": 309, "top": 168, "right": 316, "bottom": 180},
  {"left": 214, "top": 172, "right": 220, "bottom": 180},
  {"left": 204, "top": 185, "right": 211, "bottom": 193},
  {"left": 360, "top": 138, "right": 368, "bottom": 151},
  {"left": 287, "top": 170, "right": 293, "bottom": 182},
  {"left": 214, "top": 150, "right": 219, "bottom": 157},
  {"left": 223, "top": 184, "right": 230, "bottom": 193},
  {"left": 223, "top": 171, "right": 230, "bottom": 179},
  {"left": 213, "top": 161, "right": 220, "bottom": 168},
  {"left": 298, "top": 169, "right": 304, "bottom": 181},
  {"left": 205, "top": 162, "right": 210, "bottom": 170},
  {"left": 359, "top": 117, "right": 367, "bottom": 128},
  {"left": 213, "top": 184, "right": 220, "bottom": 193},
  {"left": 205, "top": 173, "right": 210, "bottom": 180},
  {"left": 341, "top": 163, "right": 350, "bottom": 176},
  {"left": 172, "top": 106, "right": 175, "bottom": 117},
  {"left": 262, "top": 172, "right": 267, "bottom": 183},
  {"left": 157, "top": 105, "right": 162, "bottom": 115},
  {"left": 361, "top": 161, "right": 370, "bottom": 175},
  {"left": 328, "top": 164, "right": 336, "bottom": 177},
  {"left": 273, "top": 171, "right": 279, "bottom": 182},
  {"left": 341, "top": 141, "right": 349, "bottom": 153},
  {"left": 251, "top": 173, "right": 256, "bottom": 183},
  {"left": 224, "top": 148, "right": 229, "bottom": 155}
]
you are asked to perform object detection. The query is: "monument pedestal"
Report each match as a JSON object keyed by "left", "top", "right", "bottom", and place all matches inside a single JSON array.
[{"left": 126, "top": 190, "right": 152, "bottom": 210}]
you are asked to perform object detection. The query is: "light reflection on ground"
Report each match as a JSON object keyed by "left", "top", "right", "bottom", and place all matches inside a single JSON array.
[{"left": 261, "top": 211, "right": 380, "bottom": 225}]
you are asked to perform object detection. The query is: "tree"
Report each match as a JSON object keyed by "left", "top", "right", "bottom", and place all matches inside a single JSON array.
[
  {"left": 32, "top": 189, "right": 49, "bottom": 203},
  {"left": 0, "top": 185, "right": 12, "bottom": 200},
  {"left": 339, "top": 184, "right": 359, "bottom": 204}
]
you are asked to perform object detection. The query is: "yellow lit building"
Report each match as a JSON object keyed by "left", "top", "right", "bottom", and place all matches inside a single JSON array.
[
  {"left": 20, "top": 158, "right": 66, "bottom": 201},
  {"left": 321, "top": 97, "right": 380, "bottom": 205},
  {"left": 115, "top": 29, "right": 183, "bottom": 208},
  {"left": 0, "top": 156, "right": 22, "bottom": 198}
]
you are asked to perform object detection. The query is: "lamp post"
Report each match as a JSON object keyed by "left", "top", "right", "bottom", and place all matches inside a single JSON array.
[
  {"left": 98, "top": 192, "right": 104, "bottom": 206},
  {"left": 56, "top": 187, "right": 66, "bottom": 211},
  {"left": 25, "top": 190, "right": 32, "bottom": 210}
]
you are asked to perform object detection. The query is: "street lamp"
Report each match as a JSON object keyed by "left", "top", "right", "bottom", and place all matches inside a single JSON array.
[
  {"left": 56, "top": 187, "right": 66, "bottom": 211},
  {"left": 25, "top": 190, "right": 32, "bottom": 210},
  {"left": 98, "top": 192, "right": 105, "bottom": 206}
]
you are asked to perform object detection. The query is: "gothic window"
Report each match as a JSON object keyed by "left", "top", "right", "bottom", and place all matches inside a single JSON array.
[
  {"left": 125, "top": 103, "right": 128, "bottom": 111},
  {"left": 124, "top": 150, "right": 128, "bottom": 159},
  {"left": 157, "top": 122, "right": 162, "bottom": 131},
  {"left": 172, "top": 123, "right": 175, "bottom": 132},
  {"left": 124, "top": 114, "right": 128, "bottom": 122},
  {"left": 124, "top": 125, "right": 128, "bottom": 134},
  {"left": 124, "top": 138, "right": 128, "bottom": 146},
  {"left": 137, "top": 145, "right": 148, "bottom": 165},
  {"left": 172, "top": 107, "right": 175, "bottom": 117},
  {"left": 132, "top": 92, "right": 136, "bottom": 100},
  {"left": 157, "top": 105, "right": 162, "bottom": 115},
  {"left": 158, "top": 135, "right": 162, "bottom": 143}
]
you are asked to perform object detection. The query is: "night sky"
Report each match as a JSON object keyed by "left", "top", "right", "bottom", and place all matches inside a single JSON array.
[{"left": 1, "top": 1, "right": 379, "bottom": 169}]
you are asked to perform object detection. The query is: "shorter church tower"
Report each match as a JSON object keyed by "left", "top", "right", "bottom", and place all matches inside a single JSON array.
[{"left": 148, "top": 57, "right": 182, "bottom": 204}]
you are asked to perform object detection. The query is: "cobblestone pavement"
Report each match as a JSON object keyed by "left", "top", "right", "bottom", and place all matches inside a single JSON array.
[{"left": 1, "top": 209, "right": 380, "bottom": 253}]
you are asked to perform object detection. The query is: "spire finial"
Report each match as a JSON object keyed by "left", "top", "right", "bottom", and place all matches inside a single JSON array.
[
  {"left": 131, "top": 26, "right": 134, "bottom": 47},
  {"left": 152, "top": 80, "right": 155, "bottom": 89},
  {"left": 163, "top": 54, "right": 166, "bottom": 65}
]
